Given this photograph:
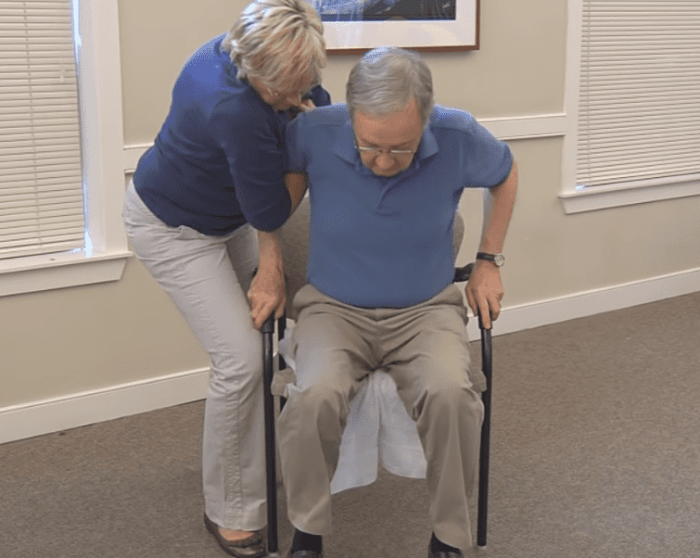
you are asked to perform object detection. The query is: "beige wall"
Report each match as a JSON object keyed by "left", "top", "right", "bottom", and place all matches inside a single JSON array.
[
  {"left": 119, "top": 0, "right": 567, "bottom": 143},
  {"left": 0, "top": 261, "right": 207, "bottom": 407},
  {"left": 1, "top": 0, "right": 698, "bottom": 416}
]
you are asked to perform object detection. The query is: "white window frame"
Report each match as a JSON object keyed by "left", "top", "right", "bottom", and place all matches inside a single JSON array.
[
  {"left": 560, "top": 0, "right": 700, "bottom": 214},
  {"left": 0, "top": 0, "right": 130, "bottom": 297}
]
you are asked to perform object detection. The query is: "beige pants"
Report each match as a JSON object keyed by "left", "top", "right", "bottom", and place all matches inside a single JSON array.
[
  {"left": 278, "top": 284, "right": 484, "bottom": 550},
  {"left": 123, "top": 183, "right": 266, "bottom": 531}
]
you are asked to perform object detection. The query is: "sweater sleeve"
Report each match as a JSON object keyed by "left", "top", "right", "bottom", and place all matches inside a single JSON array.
[
  {"left": 210, "top": 95, "right": 292, "bottom": 232},
  {"left": 308, "top": 85, "right": 331, "bottom": 108}
]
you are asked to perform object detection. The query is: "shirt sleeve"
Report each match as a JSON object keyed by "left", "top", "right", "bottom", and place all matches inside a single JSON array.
[
  {"left": 210, "top": 95, "right": 292, "bottom": 232},
  {"left": 463, "top": 118, "right": 514, "bottom": 188},
  {"left": 307, "top": 85, "right": 331, "bottom": 108}
]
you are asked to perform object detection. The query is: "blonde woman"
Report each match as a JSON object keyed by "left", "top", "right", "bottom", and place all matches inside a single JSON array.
[{"left": 122, "top": 1, "right": 327, "bottom": 556}]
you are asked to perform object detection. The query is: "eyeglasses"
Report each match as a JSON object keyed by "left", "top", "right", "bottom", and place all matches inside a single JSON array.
[
  {"left": 355, "top": 144, "right": 418, "bottom": 158},
  {"left": 354, "top": 134, "right": 421, "bottom": 159},
  {"left": 353, "top": 129, "right": 422, "bottom": 162}
]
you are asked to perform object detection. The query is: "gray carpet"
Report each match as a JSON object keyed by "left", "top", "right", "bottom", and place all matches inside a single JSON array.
[{"left": 2, "top": 292, "right": 699, "bottom": 558}]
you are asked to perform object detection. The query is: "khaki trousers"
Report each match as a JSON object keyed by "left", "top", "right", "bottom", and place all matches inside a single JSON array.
[
  {"left": 123, "top": 183, "right": 266, "bottom": 531},
  {"left": 278, "top": 284, "right": 484, "bottom": 550}
]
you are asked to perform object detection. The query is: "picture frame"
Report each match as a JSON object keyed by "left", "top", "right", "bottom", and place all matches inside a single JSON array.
[{"left": 310, "top": 0, "right": 479, "bottom": 53}]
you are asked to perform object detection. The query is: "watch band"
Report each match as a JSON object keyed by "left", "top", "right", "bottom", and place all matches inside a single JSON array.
[{"left": 476, "top": 252, "right": 505, "bottom": 267}]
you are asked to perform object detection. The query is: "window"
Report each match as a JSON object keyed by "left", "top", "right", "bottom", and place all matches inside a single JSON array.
[
  {"left": 0, "top": 0, "right": 130, "bottom": 296},
  {"left": 561, "top": 0, "right": 700, "bottom": 213},
  {"left": 0, "top": 0, "right": 84, "bottom": 260}
]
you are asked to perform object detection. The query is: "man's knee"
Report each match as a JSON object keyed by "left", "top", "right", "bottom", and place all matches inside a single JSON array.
[
  {"left": 416, "top": 375, "right": 482, "bottom": 422},
  {"left": 285, "top": 376, "right": 350, "bottom": 421}
]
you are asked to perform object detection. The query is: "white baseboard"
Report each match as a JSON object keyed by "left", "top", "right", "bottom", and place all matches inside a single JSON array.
[
  {"left": 2, "top": 268, "right": 698, "bottom": 446},
  {"left": 467, "top": 266, "right": 700, "bottom": 340},
  {"left": 0, "top": 368, "right": 210, "bottom": 445}
]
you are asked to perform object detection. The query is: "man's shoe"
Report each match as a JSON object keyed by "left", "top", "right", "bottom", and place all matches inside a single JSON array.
[
  {"left": 204, "top": 514, "right": 267, "bottom": 558},
  {"left": 286, "top": 551, "right": 323, "bottom": 558},
  {"left": 428, "top": 546, "right": 463, "bottom": 558}
]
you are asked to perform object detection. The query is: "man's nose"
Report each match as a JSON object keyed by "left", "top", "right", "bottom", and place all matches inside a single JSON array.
[{"left": 373, "top": 151, "right": 394, "bottom": 171}]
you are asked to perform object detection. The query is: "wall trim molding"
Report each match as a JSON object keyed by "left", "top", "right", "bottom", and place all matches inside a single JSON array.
[
  {"left": 478, "top": 113, "right": 566, "bottom": 141},
  {"left": 0, "top": 250, "right": 131, "bottom": 298},
  {"left": 559, "top": 175, "right": 700, "bottom": 214},
  {"left": 3, "top": 267, "right": 698, "bottom": 445},
  {"left": 124, "top": 142, "right": 152, "bottom": 175},
  {"left": 0, "top": 368, "right": 210, "bottom": 445},
  {"left": 122, "top": 113, "right": 567, "bottom": 174},
  {"left": 467, "top": 266, "right": 700, "bottom": 340}
]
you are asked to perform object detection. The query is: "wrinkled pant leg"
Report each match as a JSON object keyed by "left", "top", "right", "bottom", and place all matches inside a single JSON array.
[
  {"left": 123, "top": 183, "right": 265, "bottom": 531},
  {"left": 415, "top": 363, "right": 483, "bottom": 551},
  {"left": 199, "top": 228, "right": 265, "bottom": 532},
  {"left": 383, "top": 289, "right": 484, "bottom": 550},
  {"left": 277, "top": 286, "right": 375, "bottom": 536}
]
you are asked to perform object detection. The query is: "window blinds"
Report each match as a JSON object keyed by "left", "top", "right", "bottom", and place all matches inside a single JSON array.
[
  {"left": 0, "top": 0, "right": 84, "bottom": 260},
  {"left": 576, "top": 1, "right": 700, "bottom": 188}
]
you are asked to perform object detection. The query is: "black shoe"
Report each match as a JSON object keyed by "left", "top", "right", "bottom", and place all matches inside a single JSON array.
[
  {"left": 287, "top": 551, "right": 323, "bottom": 558},
  {"left": 288, "top": 528, "right": 323, "bottom": 558},
  {"left": 428, "top": 545, "right": 463, "bottom": 558},
  {"left": 203, "top": 514, "right": 267, "bottom": 558}
]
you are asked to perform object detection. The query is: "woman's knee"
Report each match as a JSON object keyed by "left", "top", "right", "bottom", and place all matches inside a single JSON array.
[{"left": 208, "top": 330, "right": 263, "bottom": 388}]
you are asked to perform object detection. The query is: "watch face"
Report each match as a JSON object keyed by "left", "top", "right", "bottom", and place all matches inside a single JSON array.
[{"left": 477, "top": 252, "right": 505, "bottom": 267}]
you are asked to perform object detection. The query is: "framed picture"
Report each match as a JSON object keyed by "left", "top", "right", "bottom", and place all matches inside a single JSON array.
[{"left": 310, "top": 0, "right": 479, "bottom": 53}]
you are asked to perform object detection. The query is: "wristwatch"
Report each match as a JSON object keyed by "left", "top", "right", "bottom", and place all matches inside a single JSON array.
[{"left": 476, "top": 252, "right": 505, "bottom": 267}]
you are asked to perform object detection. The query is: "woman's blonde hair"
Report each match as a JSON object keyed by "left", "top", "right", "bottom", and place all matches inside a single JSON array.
[{"left": 223, "top": 0, "right": 326, "bottom": 94}]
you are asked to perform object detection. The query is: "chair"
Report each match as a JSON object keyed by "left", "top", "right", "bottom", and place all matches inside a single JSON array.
[{"left": 262, "top": 197, "right": 494, "bottom": 554}]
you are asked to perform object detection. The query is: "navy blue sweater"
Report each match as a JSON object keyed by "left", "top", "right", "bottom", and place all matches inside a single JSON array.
[{"left": 134, "top": 34, "right": 330, "bottom": 235}]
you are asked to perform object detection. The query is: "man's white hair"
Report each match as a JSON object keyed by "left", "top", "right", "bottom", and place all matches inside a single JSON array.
[{"left": 346, "top": 46, "right": 434, "bottom": 129}]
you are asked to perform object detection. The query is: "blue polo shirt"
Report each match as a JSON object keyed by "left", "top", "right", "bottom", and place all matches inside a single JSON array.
[
  {"left": 133, "top": 34, "right": 330, "bottom": 235},
  {"left": 284, "top": 103, "right": 513, "bottom": 308}
]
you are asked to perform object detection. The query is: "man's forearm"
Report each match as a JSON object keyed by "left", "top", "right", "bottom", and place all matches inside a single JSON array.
[
  {"left": 466, "top": 161, "right": 518, "bottom": 328},
  {"left": 479, "top": 161, "right": 518, "bottom": 254}
]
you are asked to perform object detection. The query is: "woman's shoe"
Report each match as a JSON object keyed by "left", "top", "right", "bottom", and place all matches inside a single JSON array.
[{"left": 204, "top": 514, "right": 267, "bottom": 558}]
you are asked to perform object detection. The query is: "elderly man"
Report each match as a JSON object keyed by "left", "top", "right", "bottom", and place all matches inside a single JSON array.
[{"left": 278, "top": 47, "right": 517, "bottom": 558}]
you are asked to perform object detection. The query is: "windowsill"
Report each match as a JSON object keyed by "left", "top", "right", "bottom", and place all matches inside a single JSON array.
[
  {"left": 559, "top": 176, "right": 700, "bottom": 214},
  {"left": 0, "top": 250, "right": 132, "bottom": 298}
]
